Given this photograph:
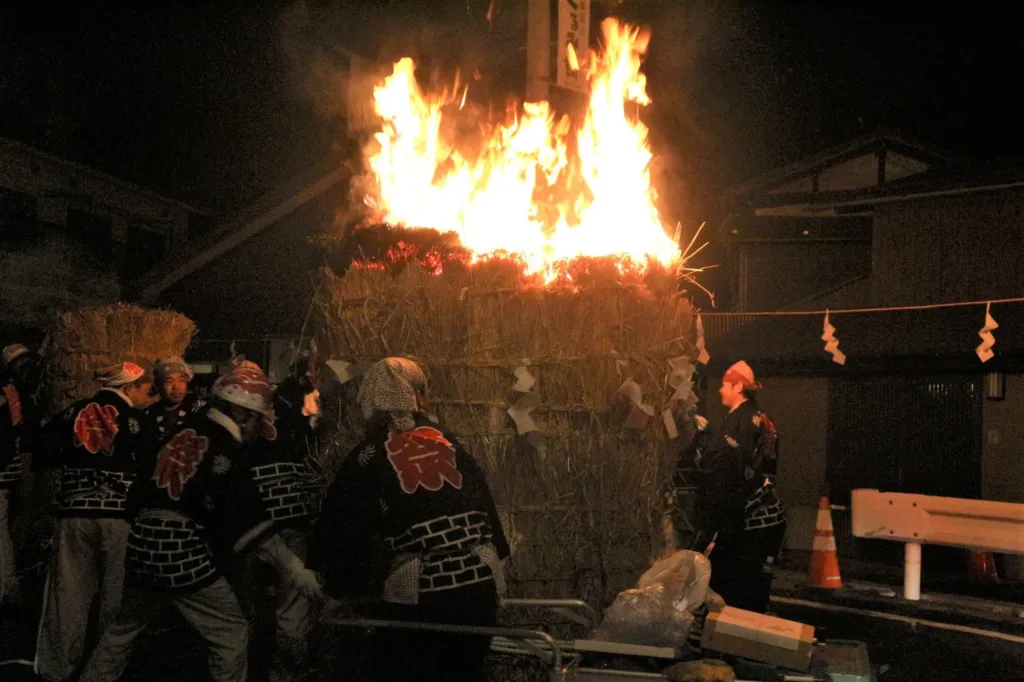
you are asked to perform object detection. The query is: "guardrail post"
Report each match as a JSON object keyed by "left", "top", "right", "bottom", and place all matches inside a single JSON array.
[{"left": 904, "top": 542, "right": 922, "bottom": 601}]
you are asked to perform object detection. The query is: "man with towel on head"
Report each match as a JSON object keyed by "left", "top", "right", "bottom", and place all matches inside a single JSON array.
[
  {"left": 244, "top": 351, "right": 323, "bottom": 682},
  {"left": 78, "top": 362, "right": 321, "bottom": 682},
  {"left": 146, "top": 356, "right": 206, "bottom": 445},
  {"left": 33, "top": 361, "right": 156, "bottom": 682},
  {"left": 309, "top": 357, "right": 509, "bottom": 682},
  {"left": 688, "top": 360, "right": 786, "bottom": 615}
]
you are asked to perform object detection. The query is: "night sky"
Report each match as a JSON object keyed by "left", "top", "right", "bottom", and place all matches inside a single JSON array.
[{"left": 2, "top": 1, "right": 1021, "bottom": 224}]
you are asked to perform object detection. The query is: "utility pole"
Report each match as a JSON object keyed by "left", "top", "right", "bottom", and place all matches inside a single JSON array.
[{"left": 526, "top": 0, "right": 551, "bottom": 102}]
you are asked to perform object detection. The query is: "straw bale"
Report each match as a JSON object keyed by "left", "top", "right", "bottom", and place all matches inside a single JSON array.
[
  {"left": 42, "top": 302, "right": 195, "bottom": 411},
  {"left": 314, "top": 257, "right": 698, "bottom": 607}
]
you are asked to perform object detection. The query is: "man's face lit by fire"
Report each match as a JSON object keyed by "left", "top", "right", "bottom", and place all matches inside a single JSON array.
[
  {"left": 125, "top": 381, "right": 157, "bottom": 410},
  {"left": 160, "top": 372, "right": 189, "bottom": 407},
  {"left": 718, "top": 379, "right": 745, "bottom": 411}
]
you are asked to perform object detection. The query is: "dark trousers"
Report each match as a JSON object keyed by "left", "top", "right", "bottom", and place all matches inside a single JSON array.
[
  {"left": 370, "top": 580, "right": 499, "bottom": 682},
  {"left": 708, "top": 522, "right": 787, "bottom": 614}
]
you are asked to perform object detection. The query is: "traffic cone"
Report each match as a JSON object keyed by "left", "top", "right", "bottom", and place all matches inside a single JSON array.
[
  {"left": 968, "top": 550, "right": 1000, "bottom": 585},
  {"left": 809, "top": 496, "right": 843, "bottom": 589}
]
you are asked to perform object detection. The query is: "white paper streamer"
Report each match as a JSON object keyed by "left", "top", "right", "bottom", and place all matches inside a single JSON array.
[
  {"left": 666, "top": 356, "right": 696, "bottom": 405},
  {"left": 616, "top": 377, "right": 654, "bottom": 429},
  {"left": 663, "top": 408, "right": 679, "bottom": 440},
  {"left": 612, "top": 351, "right": 630, "bottom": 377},
  {"left": 324, "top": 359, "right": 357, "bottom": 384},
  {"left": 512, "top": 361, "right": 536, "bottom": 392},
  {"left": 821, "top": 312, "right": 847, "bottom": 365},
  {"left": 695, "top": 313, "right": 710, "bottom": 365},
  {"left": 976, "top": 302, "right": 999, "bottom": 363},
  {"left": 507, "top": 392, "right": 541, "bottom": 434}
]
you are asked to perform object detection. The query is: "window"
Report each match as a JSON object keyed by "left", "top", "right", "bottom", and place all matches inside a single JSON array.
[
  {"left": 0, "top": 189, "right": 38, "bottom": 243},
  {"left": 66, "top": 208, "right": 114, "bottom": 266},
  {"left": 188, "top": 213, "right": 216, "bottom": 242},
  {"left": 123, "top": 224, "right": 167, "bottom": 278}
]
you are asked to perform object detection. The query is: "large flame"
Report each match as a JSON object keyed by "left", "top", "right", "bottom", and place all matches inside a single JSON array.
[{"left": 361, "top": 18, "right": 681, "bottom": 278}]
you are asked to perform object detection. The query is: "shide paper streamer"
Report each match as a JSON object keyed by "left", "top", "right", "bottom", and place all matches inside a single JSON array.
[
  {"left": 822, "top": 312, "right": 847, "bottom": 366},
  {"left": 976, "top": 302, "right": 999, "bottom": 363}
]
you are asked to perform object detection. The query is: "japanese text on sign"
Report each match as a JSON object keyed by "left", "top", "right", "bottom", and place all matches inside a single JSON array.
[{"left": 556, "top": 0, "right": 591, "bottom": 92}]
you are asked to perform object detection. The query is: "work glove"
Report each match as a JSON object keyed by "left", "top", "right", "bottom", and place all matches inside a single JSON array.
[
  {"left": 287, "top": 562, "right": 323, "bottom": 601},
  {"left": 257, "top": 534, "right": 324, "bottom": 600}
]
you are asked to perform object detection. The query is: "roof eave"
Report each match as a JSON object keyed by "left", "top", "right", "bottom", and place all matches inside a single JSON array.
[
  {"left": 725, "top": 128, "right": 957, "bottom": 199},
  {"left": 133, "top": 167, "right": 349, "bottom": 303},
  {"left": 807, "top": 179, "right": 1024, "bottom": 210}
]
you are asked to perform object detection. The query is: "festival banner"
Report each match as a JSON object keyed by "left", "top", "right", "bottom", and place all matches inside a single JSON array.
[{"left": 556, "top": 0, "right": 591, "bottom": 92}]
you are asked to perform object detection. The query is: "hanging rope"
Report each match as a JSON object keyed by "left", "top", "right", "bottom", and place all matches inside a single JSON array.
[{"left": 699, "top": 295, "right": 1024, "bottom": 317}]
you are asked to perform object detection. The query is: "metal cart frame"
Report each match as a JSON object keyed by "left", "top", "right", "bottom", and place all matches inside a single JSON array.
[{"left": 327, "top": 598, "right": 865, "bottom": 682}]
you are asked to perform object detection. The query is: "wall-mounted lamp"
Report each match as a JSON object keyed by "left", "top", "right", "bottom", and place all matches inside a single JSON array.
[{"left": 985, "top": 372, "right": 1006, "bottom": 401}]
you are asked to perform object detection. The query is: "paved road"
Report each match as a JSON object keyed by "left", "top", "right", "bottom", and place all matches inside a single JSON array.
[
  {"left": 770, "top": 596, "right": 1024, "bottom": 682},
  {"left": 6, "top": 578, "right": 1024, "bottom": 681}
]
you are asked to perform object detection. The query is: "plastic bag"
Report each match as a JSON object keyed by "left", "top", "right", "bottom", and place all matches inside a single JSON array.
[
  {"left": 594, "top": 550, "right": 712, "bottom": 648},
  {"left": 638, "top": 550, "right": 711, "bottom": 613},
  {"left": 704, "top": 588, "right": 726, "bottom": 613},
  {"left": 593, "top": 584, "right": 695, "bottom": 648}
]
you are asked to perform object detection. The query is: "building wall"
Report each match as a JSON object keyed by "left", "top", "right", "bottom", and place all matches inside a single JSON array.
[
  {"left": 157, "top": 184, "right": 343, "bottom": 344},
  {"left": 981, "top": 373, "right": 1024, "bottom": 580},
  {"left": 764, "top": 377, "right": 830, "bottom": 552},
  {"left": 872, "top": 188, "right": 1024, "bottom": 306},
  {"left": 1, "top": 138, "right": 196, "bottom": 331},
  {"left": 707, "top": 371, "right": 1024, "bottom": 576},
  {"left": 0, "top": 226, "right": 120, "bottom": 329},
  {"left": 1, "top": 139, "right": 192, "bottom": 245}
]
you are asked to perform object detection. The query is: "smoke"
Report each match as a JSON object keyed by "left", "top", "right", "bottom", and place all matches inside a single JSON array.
[
  {"left": 599, "top": 1, "right": 762, "bottom": 229},
  {"left": 278, "top": 2, "right": 368, "bottom": 123},
  {"left": 278, "top": 1, "right": 520, "bottom": 124},
  {"left": 277, "top": 1, "right": 520, "bottom": 229}
]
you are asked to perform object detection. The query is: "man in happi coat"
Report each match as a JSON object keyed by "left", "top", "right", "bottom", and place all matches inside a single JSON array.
[
  {"left": 244, "top": 352, "right": 323, "bottom": 682},
  {"left": 33, "top": 362, "right": 155, "bottom": 682},
  {"left": 78, "top": 363, "right": 321, "bottom": 682},
  {"left": 0, "top": 343, "right": 41, "bottom": 608},
  {"left": 145, "top": 356, "right": 207, "bottom": 445},
  {"left": 688, "top": 360, "right": 786, "bottom": 614},
  {"left": 309, "top": 357, "right": 509, "bottom": 682}
]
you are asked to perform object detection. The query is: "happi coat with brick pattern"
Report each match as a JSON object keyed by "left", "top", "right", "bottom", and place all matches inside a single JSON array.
[
  {"left": 36, "top": 389, "right": 147, "bottom": 517},
  {"left": 125, "top": 407, "right": 276, "bottom": 593},
  {"left": 245, "top": 377, "right": 320, "bottom": 530},
  {"left": 144, "top": 393, "right": 208, "bottom": 446},
  {"left": 715, "top": 401, "right": 785, "bottom": 532},
  {"left": 310, "top": 415, "right": 509, "bottom": 605}
]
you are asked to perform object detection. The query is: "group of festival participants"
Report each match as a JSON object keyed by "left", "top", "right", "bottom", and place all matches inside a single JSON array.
[
  {"left": 1, "top": 341, "right": 785, "bottom": 682},
  {"left": 1, "top": 348, "right": 509, "bottom": 682}
]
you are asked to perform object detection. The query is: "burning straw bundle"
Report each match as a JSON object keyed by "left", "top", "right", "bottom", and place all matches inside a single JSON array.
[
  {"left": 315, "top": 256, "right": 699, "bottom": 607},
  {"left": 42, "top": 303, "right": 195, "bottom": 411}
]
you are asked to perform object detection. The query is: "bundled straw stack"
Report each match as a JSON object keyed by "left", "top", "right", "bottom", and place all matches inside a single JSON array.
[
  {"left": 42, "top": 303, "right": 195, "bottom": 412},
  {"left": 315, "top": 256, "right": 699, "bottom": 606}
]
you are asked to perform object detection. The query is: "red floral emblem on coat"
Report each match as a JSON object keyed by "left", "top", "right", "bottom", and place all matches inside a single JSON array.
[
  {"left": 385, "top": 426, "right": 463, "bottom": 495},
  {"left": 73, "top": 402, "right": 120, "bottom": 456},
  {"left": 153, "top": 428, "right": 211, "bottom": 500}
]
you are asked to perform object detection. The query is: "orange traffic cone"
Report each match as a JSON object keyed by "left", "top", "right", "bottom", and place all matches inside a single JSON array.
[
  {"left": 968, "top": 550, "right": 1000, "bottom": 585},
  {"left": 809, "top": 496, "right": 843, "bottom": 589}
]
